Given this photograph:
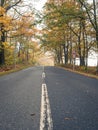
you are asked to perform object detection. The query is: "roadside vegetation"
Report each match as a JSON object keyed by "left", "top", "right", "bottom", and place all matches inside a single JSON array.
[
  {"left": 39, "top": 0, "right": 98, "bottom": 76},
  {"left": 0, "top": 0, "right": 41, "bottom": 75},
  {"left": 58, "top": 64, "right": 98, "bottom": 79}
]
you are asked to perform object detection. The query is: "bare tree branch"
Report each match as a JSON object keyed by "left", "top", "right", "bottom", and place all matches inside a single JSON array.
[{"left": 6, "top": 0, "right": 22, "bottom": 11}]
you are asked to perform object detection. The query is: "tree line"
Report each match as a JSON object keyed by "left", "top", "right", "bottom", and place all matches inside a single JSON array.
[
  {"left": 40, "top": 0, "right": 98, "bottom": 72},
  {"left": 0, "top": 0, "right": 40, "bottom": 66}
]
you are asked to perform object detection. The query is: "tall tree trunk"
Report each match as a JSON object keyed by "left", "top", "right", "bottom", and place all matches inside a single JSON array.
[
  {"left": 85, "top": 34, "right": 88, "bottom": 71},
  {"left": 69, "top": 30, "right": 72, "bottom": 64},
  {"left": 96, "top": 33, "right": 98, "bottom": 72},
  {"left": 82, "top": 19, "right": 86, "bottom": 67},
  {"left": 0, "top": 0, "right": 5, "bottom": 65},
  {"left": 55, "top": 48, "right": 60, "bottom": 64},
  {"left": 78, "top": 36, "right": 85, "bottom": 66},
  {"left": 59, "top": 45, "right": 63, "bottom": 64},
  {"left": 63, "top": 44, "right": 68, "bottom": 64},
  {"left": 63, "top": 34, "right": 69, "bottom": 64},
  {"left": 0, "top": 31, "right": 5, "bottom": 65}
]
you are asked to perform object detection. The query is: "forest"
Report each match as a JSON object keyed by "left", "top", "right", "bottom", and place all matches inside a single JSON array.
[
  {"left": 0, "top": 0, "right": 41, "bottom": 71},
  {"left": 0, "top": 0, "right": 98, "bottom": 75}
]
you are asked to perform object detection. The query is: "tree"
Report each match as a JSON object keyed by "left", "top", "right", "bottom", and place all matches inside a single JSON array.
[
  {"left": 78, "top": 0, "right": 98, "bottom": 71},
  {"left": 40, "top": 0, "right": 97, "bottom": 70},
  {"left": 0, "top": 0, "right": 22, "bottom": 65},
  {"left": 0, "top": 0, "right": 37, "bottom": 66}
]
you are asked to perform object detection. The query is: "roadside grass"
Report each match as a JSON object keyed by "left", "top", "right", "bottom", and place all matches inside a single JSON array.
[
  {"left": 58, "top": 64, "right": 98, "bottom": 79},
  {"left": 0, "top": 64, "right": 34, "bottom": 76}
]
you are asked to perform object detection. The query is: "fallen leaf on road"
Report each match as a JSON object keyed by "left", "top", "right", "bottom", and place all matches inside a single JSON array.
[
  {"left": 65, "top": 117, "right": 73, "bottom": 120},
  {"left": 30, "top": 113, "right": 35, "bottom": 117}
]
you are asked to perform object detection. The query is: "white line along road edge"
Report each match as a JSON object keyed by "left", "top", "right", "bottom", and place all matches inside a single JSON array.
[{"left": 40, "top": 82, "right": 53, "bottom": 129}]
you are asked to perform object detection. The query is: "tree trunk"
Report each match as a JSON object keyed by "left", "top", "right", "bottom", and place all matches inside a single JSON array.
[
  {"left": 0, "top": 45, "right": 5, "bottom": 65},
  {"left": 85, "top": 34, "right": 88, "bottom": 71},
  {"left": 0, "top": 1, "right": 5, "bottom": 65},
  {"left": 96, "top": 33, "right": 98, "bottom": 72},
  {"left": 0, "top": 31, "right": 5, "bottom": 65},
  {"left": 63, "top": 44, "right": 68, "bottom": 64},
  {"left": 69, "top": 30, "right": 72, "bottom": 64},
  {"left": 60, "top": 45, "right": 63, "bottom": 64},
  {"left": 80, "top": 56, "right": 85, "bottom": 66}
]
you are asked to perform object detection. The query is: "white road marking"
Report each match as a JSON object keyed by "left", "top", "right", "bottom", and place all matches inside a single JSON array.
[
  {"left": 42, "top": 72, "right": 45, "bottom": 78},
  {"left": 45, "top": 85, "right": 53, "bottom": 130},
  {"left": 40, "top": 83, "right": 53, "bottom": 130}
]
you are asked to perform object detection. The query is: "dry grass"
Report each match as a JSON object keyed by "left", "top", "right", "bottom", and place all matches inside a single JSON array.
[
  {"left": 0, "top": 64, "right": 33, "bottom": 76},
  {"left": 58, "top": 64, "right": 98, "bottom": 79}
]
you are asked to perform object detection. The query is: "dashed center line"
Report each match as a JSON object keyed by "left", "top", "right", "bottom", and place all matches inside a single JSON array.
[
  {"left": 40, "top": 71, "right": 53, "bottom": 130},
  {"left": 42, "top": 72, "right": 45, "bottom": 78}
]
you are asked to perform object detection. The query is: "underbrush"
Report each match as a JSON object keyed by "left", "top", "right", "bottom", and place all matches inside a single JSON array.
[
  {"left": 0, "top": 63, "right": 34, "bottom": 76},
  {"left": 59, "top": 64, "right": 98, "bottom": 76}
]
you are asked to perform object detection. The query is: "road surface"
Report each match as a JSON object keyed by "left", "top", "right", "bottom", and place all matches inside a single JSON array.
[{"left": 0, "top": 66, "right": 98, "bottom": 130}]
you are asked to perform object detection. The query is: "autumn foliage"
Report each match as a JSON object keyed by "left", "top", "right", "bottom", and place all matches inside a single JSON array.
[
  {"left": 40, "top": 0, "right": 98, "bottom": 72},
  {"left": 0, "top": 0, "right": 40, "bottom": 67}
]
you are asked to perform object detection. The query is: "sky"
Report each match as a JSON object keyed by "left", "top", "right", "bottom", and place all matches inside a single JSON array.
[
  {"left": 28, "top": 0, "right": 94, "bottom": 11},
  {"left": 33, "top": 0, "right": 47, "bottom": 11},
  {"left": 33, "top": 0, "right": 96, "bottom": 11}
]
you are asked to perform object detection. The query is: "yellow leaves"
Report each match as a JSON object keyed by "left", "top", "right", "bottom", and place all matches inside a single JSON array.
[
  {"left": 0, "top": 7, "right": 12, "bottom": 32},
  {"left": 3, "top": 42, "right": 8, "bottom": 47},
  {"left": 0, "top": 7, "right": 5, "bottom": 15},
  {"left": 0, "top": 17, "right": 12, "bottom": 30},
  {"left": 11, "top": 13, "right": 35, "bottom": 37},
  {"left": 0, "top": 6, "right": 35, "bottom": 38},
  {"left": 0, "top": 42, "right": 15, "bottom": 59},
  {"left": 2, "top": 42, "right": 12, "bottom": 50}
]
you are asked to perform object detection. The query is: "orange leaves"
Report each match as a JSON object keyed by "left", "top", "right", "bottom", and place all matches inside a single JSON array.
[
  {"left": 0, "top": 16, "right": 12, "bottom": 31},
  {"left": 11, "top": 13, "right": 36, "bottom": 37},
  {"left": 0, "top": 7, "right": 12, "bottom": 32},
  {"left": 0, "top": 7, "right": 5, "bottom": 15},
  {"left": 0, "top": 8, "right": 36, "bottom": 38}
]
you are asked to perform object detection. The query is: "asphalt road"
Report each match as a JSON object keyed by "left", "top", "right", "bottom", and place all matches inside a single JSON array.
[
  {"left": 0, "top": 67, "right": 42, "bottom": 130},
  {"left": 0, "top": 66, "right": 98, "bottom": 130}
]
